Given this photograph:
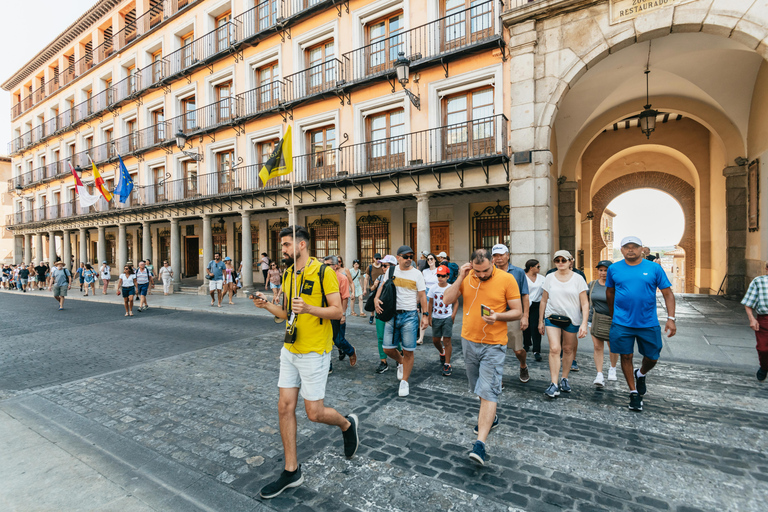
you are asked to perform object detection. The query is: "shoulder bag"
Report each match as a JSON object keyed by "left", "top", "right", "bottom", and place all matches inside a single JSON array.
[{"left": 589, "top": 280, "right": 612, "bottom": 340}]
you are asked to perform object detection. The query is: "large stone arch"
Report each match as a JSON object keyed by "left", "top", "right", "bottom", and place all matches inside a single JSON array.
[{"left": 591, "top": 172, "right": 695, "bottom": 293}]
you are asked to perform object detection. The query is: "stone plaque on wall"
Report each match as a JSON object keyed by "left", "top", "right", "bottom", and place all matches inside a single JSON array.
[{"left": 609, "top": 0, "right": 695, "bottom": 24}]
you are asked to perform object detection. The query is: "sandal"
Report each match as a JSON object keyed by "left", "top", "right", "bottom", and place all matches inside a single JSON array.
[
  {"left": 125, "top": 313, "right": 129, "bottom": 317},
  {"left": 129, "top": 312, "right": 134, "bottom": 316}
]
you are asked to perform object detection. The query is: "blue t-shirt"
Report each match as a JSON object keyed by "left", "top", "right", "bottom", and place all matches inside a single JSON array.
[
  {"left": 506, "top": 264, "right": 530, "bottom": 296},
  {"left": 606, "top": 259, "right": 671, "bottom": 328},
  {"left": 207, "top": 260, "right": 226, "bottom": 280}
]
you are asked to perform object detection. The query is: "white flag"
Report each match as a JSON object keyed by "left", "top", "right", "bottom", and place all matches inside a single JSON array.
[{"left": 68, "top": 161, "right": 102, "bottom": 208}]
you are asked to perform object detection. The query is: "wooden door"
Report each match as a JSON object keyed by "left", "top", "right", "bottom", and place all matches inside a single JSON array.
[
  {"left": 184, "top": 237, "right": 199, "bottom": 276},
  {"left": 430, "top": 222, "right": 450, "bottom": 257}
]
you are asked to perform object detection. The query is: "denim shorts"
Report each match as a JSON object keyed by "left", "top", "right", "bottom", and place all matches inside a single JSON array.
[
  {"left": 122, "top": 286, "right": 136, "bottom": 298},
  {"left": 431, "top": 317, "right": 454, "bottom": 338},
  {"left": 610, "top": 324, "right": 663, "bottom": 360},
  {"left": 462, "top": 338, "right": 507, "bottom": 402},
  {"left": 545, "top": 318, "right": 579, "bottom": 333},
  {"left": 277, "top": 347, "right": 331, "bottom": 401},
  {"left": 383, "top": 310, "right": 419, "bottom": 352},
  {"left": 137, "top": 282, "right": 149, "bottom": 296}
]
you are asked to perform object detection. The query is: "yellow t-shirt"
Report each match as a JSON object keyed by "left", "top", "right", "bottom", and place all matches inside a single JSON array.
[
  {"left": 460, "top": 268, "right": 520, "bottom": 345},
  {"left": 281, "top": 258, "right": 340, "bottom": 354}
]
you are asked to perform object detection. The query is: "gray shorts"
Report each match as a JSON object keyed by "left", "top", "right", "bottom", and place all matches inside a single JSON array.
[
  {"left": 461, "top": 338, "right": 507, "bottom": 402},
  {"left": 431, "top": 317, "right": 454, "bottom": 338},
  {"left": 53, "top": 285, "right": 68, "bottom": 297}
]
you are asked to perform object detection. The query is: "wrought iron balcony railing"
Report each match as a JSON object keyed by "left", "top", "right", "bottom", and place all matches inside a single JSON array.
[
  {"left": 235, "top": 80, "right": 282, "bottom": 119},
  {"left": 283, "top": 59, "right": 343, "bottom": 105}
]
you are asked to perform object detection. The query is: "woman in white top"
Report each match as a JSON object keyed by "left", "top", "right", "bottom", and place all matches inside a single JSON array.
[
  {"left": 159, "top": 260, "right": 173, "bottom": 295},
  {"left": 421, "top": 253, "right": 439, "bottom": 296},
  {"left": 100, "top": 261, "right": 111, "bottom": 295},
  {"left": 116, "top": 265, "right": 138, "bottom": 317},
  {"left": 523, "top": 259, "right": 545, "bottom": 360},
  {"left": 538, "top": 250, "right": 589, "bottom": 398}
]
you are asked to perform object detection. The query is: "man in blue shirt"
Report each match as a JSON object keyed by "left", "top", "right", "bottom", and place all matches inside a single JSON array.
[
  {"left": 206, "top": 252, "right": 227, "bottom": 307},
  {"left": 606, "top": 236, "right": 676, "bottom": 412},
  {"left": 492, "top": 244, "right": 531, "bottom": 383}
]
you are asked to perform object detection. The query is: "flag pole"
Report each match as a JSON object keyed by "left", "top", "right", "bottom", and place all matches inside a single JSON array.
[{"left": 291, "top": 176, "right": 297, "bottom": 303}]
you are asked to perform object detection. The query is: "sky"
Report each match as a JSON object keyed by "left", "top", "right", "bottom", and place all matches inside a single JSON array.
[
  {"left": 0, "top": 0, "right": 96, "bottom": 153},
  {"left": 606, "top": 188, "right": 686, "bottom": 248}
]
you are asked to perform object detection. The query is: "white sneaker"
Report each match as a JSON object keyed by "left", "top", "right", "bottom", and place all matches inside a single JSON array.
[
  {"left": 608, "top": 367, "right": 618, "bottom": 381},
  {"left": 397, "top": 364, "right": 404, "bottom": 380},
  {"left": 593, "top": 372, "right": 605, "bottom": 387},
  {"left": 398, "top": 380, "right": 409, "bottom": 397}
]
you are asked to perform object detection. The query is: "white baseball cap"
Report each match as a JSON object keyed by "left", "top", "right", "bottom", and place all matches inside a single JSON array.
[
  {"left": 491, "top": 244, "right": 509, "bottom": 255},
  {"left": 437, "top": 251, "right": 447, "bottom": 258},
  {"left": 553, "top": 250, "right": 573, "bottom": 261},
  {"left": 621, "top": 236, "right": 643, "bottom": 247},
  {"left": 381, "top": 255, "right": 397, "bottom": 265}
]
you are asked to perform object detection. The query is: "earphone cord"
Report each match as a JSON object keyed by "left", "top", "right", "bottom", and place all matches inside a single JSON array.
[{"left": 465, "top": 273, "right": 489, "bottom": 343}]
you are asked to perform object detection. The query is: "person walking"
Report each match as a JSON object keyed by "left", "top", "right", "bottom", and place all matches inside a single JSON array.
[
  {"left": 338, "top": 256, "right": 354, "bottom": 317},
  {"left": 374, "top": 246, "right": 429, "bottom": 397},
  {"left": 441, "top": 249, "right": 522, "bottom": 465},
  {"left": 370, "top": 255, "right": 399, "bottom": 373},
  {"left": 588, "top": 260, "right": 619, "bottom": 387},
  {"left": 100, "top": 261, "right": 111, "bottom": 294},
  {"left": 524, "top": 259, "right": 545, "bottom": 361},
  {"left": 743, "top": 261, "right": 768, "bottom": 381},
  {"left": 606, "top": 236, "right": 676, "bottom": 412},
  {"left": 250, "top": 225, "right": 359, "bottom": 499},
  {"left": 349, "top": 260, "right": 364, "bottom": 316},
  {"left": 159, "top": 260, "right": 173, "bottom": 295},
  {"left": 427, "top": 265, "right": 458, "bottom": 376},
  {"left": 35, "top": 261, "right": 47, "bottom": 291},
  {"left": 365, "top": 253, "right": 385, "bottom": 325},
  {"left": 145, "top": 259, "right": 155, "bottom": 295},
  {"left": 538, "top": 250, "right": 589, "bottom": 398},
  {"left": 422, "top": 253, "right": 439, "bottom": 296},
  {"left": 51, "top": 261, "right": 72, "bottom": 310},
  {"left": 116, "top": 264, "right": 138, "bottom": 317},
  {"left": 545, "top": 253, "right": 587, "bottom": 371},
  {"left": 206, "top": 252, "right": 226, "bottom": 307},
  {"left": 260, "top": 252, "right": 270, "bottom": 289},
  {"left": 492, "top": 244, "right": 531, "bottom": 383},
  {"left": 75, "top": 262, "right": 85, "bottom": 292},
  {"left": 267, "top": 262, "right": 282, "bottom": 304},
  {"left": 83, "top": 264, "right": 96, "bottom": 296},
  {"left": 324, "top": 255, "right": 357, "bottom": 374},
  {"left": 18, "top": 264, "right": 30, "bottom": 292},
  {"left": 27, "top": 264, "right": 37, "bottom": 291},
  {"left": 223, "top": 257, "right": 237, "bottom": 305},
  {"left": 135, "top": 261, "right": 153, "bottom": 312}
]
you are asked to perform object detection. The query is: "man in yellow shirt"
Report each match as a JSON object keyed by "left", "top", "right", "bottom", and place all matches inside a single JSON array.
[
  {"left": 443, "top": 248, "right": 522, "bottom": 466},
  {"left": 251, "top": 226, "right": 359, "bottom": 499}
]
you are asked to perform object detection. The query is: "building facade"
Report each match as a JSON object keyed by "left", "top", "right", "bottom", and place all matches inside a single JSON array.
[{"left": 3, "top": 0, "right": 767, "bottom": 296}]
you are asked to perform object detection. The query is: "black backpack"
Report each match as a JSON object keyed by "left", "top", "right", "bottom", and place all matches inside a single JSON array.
[
  {"left": 446, "top": 261, "right": 460, "bottom": 284},
  {"left": 283, "top": 262, "right": 330, "bottom": 324},
  {"left": 375, "top": 266, "right": 397, "bottom": 322}
]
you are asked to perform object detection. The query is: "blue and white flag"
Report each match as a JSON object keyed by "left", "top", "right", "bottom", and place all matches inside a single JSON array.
[{"left": 115, "top": 154, "right": 134, "bottom": 203}]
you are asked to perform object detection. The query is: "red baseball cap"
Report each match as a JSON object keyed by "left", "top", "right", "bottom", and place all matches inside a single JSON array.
[{"left": 436, "top": 265, "right": 450, "bottom": 276}]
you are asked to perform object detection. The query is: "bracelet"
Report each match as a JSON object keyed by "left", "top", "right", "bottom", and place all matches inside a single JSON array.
[{"left": 668, "top": 316, "right": 676, "bottom": 321}]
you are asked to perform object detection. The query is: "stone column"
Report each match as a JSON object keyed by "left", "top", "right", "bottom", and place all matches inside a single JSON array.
[
  {"left": 202, "top": 214, "right": 213, "bottom": 268},
  {"left": 24, "top": 234, "right": 32, "bottom": 264},
  {"left": 142, "top": 221, "right": 152, "bottom": 262},
  {"left": 723, "top": 165, "right": 748, "bottom": 297},
  {"left": 118, "top": 223, "right": 128, "bottom": 269},
  {"left": 557, "top": 180, "right": 578, "bottom": 258},
  {"left": 62, "top": 230, "right": 72, "bottom": 270},
  {"left": 35, "top": 232, "right": 44, "bottom": 264},
  {"left": 48, "top": 231, "right": 57, "bottom": 264},
  {"left": 170, "top": 218, "right": 181, "bottom": 291},
  {"left": 415, "top": 193, "right": 430, "bottom": 256},
  {"left": 79, "top": 228, "right": 87, "bottom": 267},
  {"left": 344, "top": 199, "right": 358, "bottom": 265},
  {"left": 241, "top": 211, "right": 253, "bottom": 288},
  {"left": 97, "top": 226, "right": 106, "bottom": 266}
]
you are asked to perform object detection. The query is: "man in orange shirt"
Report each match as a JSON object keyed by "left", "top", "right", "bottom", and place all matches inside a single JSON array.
[{"left": 442, "top": 248, "right": 522, "bottom": 465}]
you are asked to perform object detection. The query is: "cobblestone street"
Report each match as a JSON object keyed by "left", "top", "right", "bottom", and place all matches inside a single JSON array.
[{"left": 0, "top": 292, "right": 766, "bottom": 512}]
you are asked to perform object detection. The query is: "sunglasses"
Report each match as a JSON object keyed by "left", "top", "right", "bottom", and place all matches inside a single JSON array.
[
  {"left": 427, "top": 257, "right": 435, "bottom": 260},
  {"left": 436, "top": 274, "right": 449, "bottom": 277},
  {"left": 401, "top": 254, "right": 413, "bottom": 259},
  {"left": 554, "top": 258, "right": 568, "bottom": 263}
]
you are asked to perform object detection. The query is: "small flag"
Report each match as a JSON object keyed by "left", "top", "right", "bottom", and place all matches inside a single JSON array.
[
  {"left": 68, "top": 161, "right": 101, "bottom": 208},
  {"left": 88, "top": 155, "right": 113, "bottom": 202},
  {"left": 115, "top": 154, "right": 134, "bottom": 203},
  {"left": 259, "top": 126, "right": 293, "bottom": 186}
]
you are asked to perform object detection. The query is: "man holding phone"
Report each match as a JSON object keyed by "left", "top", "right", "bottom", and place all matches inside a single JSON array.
[
  {"left": 250, "top": 225, "right": 360, "bottom": 499},
  {"left": 442, "top": 249, "right": 522, "bottom": 466}
]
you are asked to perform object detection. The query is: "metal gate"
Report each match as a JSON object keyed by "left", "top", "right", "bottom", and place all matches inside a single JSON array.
[
  {"left": 357, "top": 214, "right": 390, "bottom": 269},
  {"left": 472, "top": 201, "right": 510, "bottom": 252}
]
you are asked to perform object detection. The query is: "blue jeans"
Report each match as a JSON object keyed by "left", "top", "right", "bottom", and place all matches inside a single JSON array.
[
  {"left": 383, "top": 310, "right": 419, "bottom": 352},
  {"left": 332, "top": 320, "right": 355, "bottom": 356}
]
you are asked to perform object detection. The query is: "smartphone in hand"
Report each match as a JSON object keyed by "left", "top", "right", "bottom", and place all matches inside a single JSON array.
[{"left": 480, "top": 304, "right": 492, "bottom": 317}]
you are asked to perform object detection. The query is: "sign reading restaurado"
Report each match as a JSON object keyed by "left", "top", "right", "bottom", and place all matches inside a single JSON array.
[{"left": 609, "top": 0, "right": 695, "bottom": 24}]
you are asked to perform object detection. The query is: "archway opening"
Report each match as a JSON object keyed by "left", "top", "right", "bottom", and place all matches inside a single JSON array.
[{"left": 605, "top": 188, "right": 685, "bottom": 291}]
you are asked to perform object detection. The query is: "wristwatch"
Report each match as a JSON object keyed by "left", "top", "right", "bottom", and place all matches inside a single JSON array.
[
  {"left": 422, "top": 312, "right": 429, "bottom": 317},
  {"left": 668, "top": 316, "right": 676, "bottom": 321}
]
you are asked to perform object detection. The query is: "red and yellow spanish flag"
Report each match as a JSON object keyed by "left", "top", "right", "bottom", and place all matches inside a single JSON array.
[{"left": 88, "top": 155, "right": 113, "bottom": 202}]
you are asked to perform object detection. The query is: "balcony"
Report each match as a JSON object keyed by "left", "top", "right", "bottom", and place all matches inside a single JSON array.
[
  {"left": 343, "top": 0, "right": 500, "bottom": 85},
  {"left": 162, "top": 22, "right": 240, "bottom": 82},
  {"left": 283, "top": 59, "right": 343, "bottom": 105},
  {"left": 235, "top": 0, "right": 336, "bottom": 46},
  {"left": 236, "top": 80, "right": 282, "bottom": 120},
  {"left": 170, "top": 97, "right": 238, "bottom": 139}
]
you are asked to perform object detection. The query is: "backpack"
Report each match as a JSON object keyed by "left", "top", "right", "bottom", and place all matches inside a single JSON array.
[
  {"left": 446, "top": 261, "right": 459, "bottom": 284},
  {"left": 375, "top": 266, "right": 398, "bottom": 322}
]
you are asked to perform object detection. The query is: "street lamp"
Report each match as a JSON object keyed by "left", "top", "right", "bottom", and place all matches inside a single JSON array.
[
  {"left": 638, "top": 69, "right": 658, "bottom": 139},
  {"left": 175, "top": 129, "right": 204, "bottom": 162},
  {"left": 394, "top": 52, "right": 420, "bottom": 110}
]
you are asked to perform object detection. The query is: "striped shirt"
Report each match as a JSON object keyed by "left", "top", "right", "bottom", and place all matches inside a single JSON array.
[{"left": 742, "top": 275, "right": 768, "bottom": 315}]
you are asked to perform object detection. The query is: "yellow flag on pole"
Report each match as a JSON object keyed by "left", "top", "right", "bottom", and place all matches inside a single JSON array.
[{"left": 258, "top": 126, "right": 293, "bottom": 186}]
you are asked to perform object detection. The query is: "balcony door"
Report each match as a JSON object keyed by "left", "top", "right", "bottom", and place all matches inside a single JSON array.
[
  {"left": 216, "top": 150, "right": 235, "bottom": 194},
  {"left": 216, "top": 12, "right": 233, "bottom": 53},
  {"left": 183, "top": 161, "right": 198, "bottom": 198},
  {"left": 181, "top": 32, "right": 195, "bottom": 69},
  {"left": 154, "top": 166, "right": 167, "bottom": 201},
  {"left": 215, "top": 81, "right": 233, "bottom": 124},
  {"left": 182, "top": 96, "right": 197, "bottom": 132},
  {"left": 442, "top": 87, "right": 494, "bottom": 161},
  {"left": 441, "top": 0, "right": 493, "bottom": 52},
  {"left": 258, "top": 0, "right": 279, "bottom": 31},
  {"left": 308, "top": 126, "right": 335, "bottom": 181},
  {"left": 306, "top": 41, "right": 335, "bottom": 95},
  {"left": 152, "top": 108, "right": 165, "bottom": 144},
  {"left": 256, "top": 62, "right": 279, "bottom": 111},
  {"left": 367, "top": 109, "right": 405, "bottom": 173},
  {"left": 366, "top": 12, "right": 404, "bottom": 75}
]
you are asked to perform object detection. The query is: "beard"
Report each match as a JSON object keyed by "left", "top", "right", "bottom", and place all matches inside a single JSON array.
[{"left": 282, "top": 254, "right": 294, "bottom": 266}]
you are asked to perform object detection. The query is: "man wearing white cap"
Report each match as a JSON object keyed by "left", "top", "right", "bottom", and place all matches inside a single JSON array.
[{"left": 606, "top": 236, "right": 676, "bottom": 412}]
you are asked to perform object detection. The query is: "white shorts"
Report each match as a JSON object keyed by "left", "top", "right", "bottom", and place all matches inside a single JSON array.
[
  {"left": 209, "top": 279, "right": 224, "bottom": 291},
  {"left": 277, "top": 347, "right": 331, "bottom": 401}
]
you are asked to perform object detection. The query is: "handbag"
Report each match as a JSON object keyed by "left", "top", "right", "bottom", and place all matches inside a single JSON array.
[
  {"left": 547, "top": 314, "right": 572, "bottom": 329},
  {"left": 364, "top": 291, "right": 376, "bottom": 313},
  {"left": 588, "top": 280, "right": 612, "bottom": 339}
]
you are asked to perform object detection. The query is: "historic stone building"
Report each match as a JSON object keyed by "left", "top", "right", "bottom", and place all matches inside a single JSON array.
[{"left": 3, "top": 0, "right": 766, "bottom": 296}]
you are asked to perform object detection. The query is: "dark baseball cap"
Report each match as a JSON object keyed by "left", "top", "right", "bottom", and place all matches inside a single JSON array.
[
  {"left": 373, "top": 253, "right": 382, "bottom": 260},
  {"left": 396, "top": 245, "right": 414, "bottom": 256},
  {"left": 596, "top": 260, "right": 613, "bottom": 269}
]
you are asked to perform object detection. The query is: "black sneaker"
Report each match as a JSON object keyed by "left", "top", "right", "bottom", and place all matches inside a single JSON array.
[
  {"left": 339, "top": 351, "right": 346, "bottom": 361},
  {"left": 342, "top": 414, "right": 359, "bottom": 458},
  {"left": 469, "top": 440, "right": 486, "bottom": 466},
  {"left": 634, "top": 369, "right": 647, "bottom": 395},
  {"left": 328, "top": 363, "right": 333, "bottom": 375},
  {"left": 369, "top": 315, "right": 374, "bottom": 325},
  {"left": 570, "top": 360, "right": 579, "bottom": 372},
  {"left": 628, "top": 392, "right": 643, "bottom": 412},
  {"left": 473, "top": 415, "right": 499, "bottom": 435},
  {"left": 259, "top": 466, "right": 304, "bottom": 499},
  {"left": 757, "top": 367, "right": 767, "bottom": 382},
  {"left": 439, "top": 352, "right": 446, "bottom": 365},
  {"left": 375, "top": 361, "right": 388, "bottom": 374},
  {"left": 442, "top": 363, "right": 452, "bottom": 377},
  {"left": 534, "top": 352, "right": 542, "bottom": 362}
]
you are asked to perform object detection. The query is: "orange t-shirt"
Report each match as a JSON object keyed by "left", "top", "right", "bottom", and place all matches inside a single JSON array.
[{"left": 460, "top": 268, "right": 520, "bottom": 345}]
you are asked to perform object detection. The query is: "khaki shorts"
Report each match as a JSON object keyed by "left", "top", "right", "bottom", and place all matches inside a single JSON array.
[
  {"left": 53, "top": 285, "right": 68, "bottom": 297},
  {"left": 507, "top": 319, "right": 524, "bottom": 351}
]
